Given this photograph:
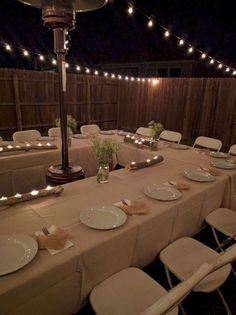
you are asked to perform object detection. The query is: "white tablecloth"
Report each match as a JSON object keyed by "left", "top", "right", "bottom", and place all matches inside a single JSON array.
[{"left": 0, "top": 148, "right": 230, "bottom": 315}]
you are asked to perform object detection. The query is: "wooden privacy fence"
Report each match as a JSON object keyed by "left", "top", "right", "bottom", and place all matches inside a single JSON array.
[{"left": 0, "top": 68, "right": 236, "bottom": 148}]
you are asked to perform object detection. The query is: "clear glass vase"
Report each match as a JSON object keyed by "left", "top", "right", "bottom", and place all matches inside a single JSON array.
[{"left": 97, "top": 164, "right": 109, "bottom": 184}]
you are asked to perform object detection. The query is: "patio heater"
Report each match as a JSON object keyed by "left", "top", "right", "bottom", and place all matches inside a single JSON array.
[{"left": 16, "top": 0, "right": 108, "bottom": 184}]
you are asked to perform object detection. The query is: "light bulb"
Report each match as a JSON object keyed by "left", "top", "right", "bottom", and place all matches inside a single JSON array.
[
  {"left": 39, "top": 55, "right": 44, "bottom": 61},
  {"left": 201, "top": 53, "right": 206, "bottom": 59},
  {"left": 148, "top": 19, "right": 153, "bottom": 28},
  {"left": 188, "top": 47, "right": 193, "bottom": 53},
  {"left": 52, "top": 59, "right": 57, "bottom": 65},
  {"left": 128, "top": 6, "right": 133, "bottom": 15},
  {"left": 164, "top": 30, "right": 170, "bottom": 37},
  {"left": 94, "top": 70, "right": 98, "bottom": 75},
  {"left": 86, "top": 68, "right": 90, "bottom": 73},
  {"left": 23, "top": 50, "right": 29, "bottom": 56},
  {"left": 76, "top": 65, "right": 81, "bottom": 71},
  {"left": 179, "top": 39, "right": 184, "bottom": 46},
  {"left": 5, "top": 44, "right": 11, "bottom": 51},
  {"left": 210, "top": 59, "right": 215, "bottom": 65}
]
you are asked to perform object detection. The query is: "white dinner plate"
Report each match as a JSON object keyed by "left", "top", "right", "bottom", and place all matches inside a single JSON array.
[
  {"left": 144, "top": 184, "right": 182, "bottom": 201},
  {"left": 171, "top": 144, "right": 189, "bottom": 150},
  {"left": 38, "top": 136, "right": 55, "bottom": 141},
  {"left": 99, "top": 130, "right": 115, "bottom": 135},
  {"left": 210, "top": 151, "right": 229, "bottom": 158},
  {"left": 211, "top": 161, "right": 236, "bottom": 169},
  {"left": 80, "top": 206, "right": 127, "bottom": 230},
  {"left": 73, "top": 134, "right": 88, "bottom": 139},
  {"left": 117, "top": 130, "right": 129, "bottom": 136},
  {"left": 184, "top": 170, "right": 215, "bottom": 182},
  {"left": 0, "top": 234, "right": 38, "bottom": 276}
]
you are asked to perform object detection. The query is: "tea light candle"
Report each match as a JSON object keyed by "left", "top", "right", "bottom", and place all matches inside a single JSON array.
[
  {"left": 7, "top": 145, "right": 13, "bottom": 149},
  {"left": 26, "top": 144, "right": 31, "bottom": 147},
  {"left": 131, "top": 161, "right": 136, "bottom": 165},
  {"left": 0, "top": 196, "right": 7, "bottom": 201},
  {"left": 131, "top": 136, "right": 135, "bottom": 140},
  {"left": 37, "top": 143, "right": 42, "bottom": 147},
  {"left": 30, "top": 190, "right": 39, "bottom": 196},
  {"left": 16, "top": 145, "right": 21, "bottom": 148},
  {"left": 135, "top": 140, "right": 139, "bottom": 144},
  {"left": 154, "top": 156, "right": 158, "bottom": 159},
  {"left": 146, "top": 159, "right": 151, "bottom": 164},
  {"left": 0, "top": 148, "right": 3, "bottom": 152},
  {"left": 46, "top": 143, "right": 51, "bottom": 146},
  {"left": 45, "top": 185, "right": 53, "bottom": 191},
  {"left": 126, "top": 134, "right": 130, "bottom": 138},
  {"left": 14, "top": 193, "right": 22, "bottom": 198}
]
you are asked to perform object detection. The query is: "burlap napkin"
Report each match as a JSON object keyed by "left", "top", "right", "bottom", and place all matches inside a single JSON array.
[
  {"left": 115, "top": 199, "right": 149, "bottom": 215},
  {"left": 164, "top": 181, "right": 190, "bottom": 192},
  {"left": 35, "top": 225, "right": 73, "bottom": 255},
  {"left": 198, "top": 167, "right": 222, "bottom": 176}
]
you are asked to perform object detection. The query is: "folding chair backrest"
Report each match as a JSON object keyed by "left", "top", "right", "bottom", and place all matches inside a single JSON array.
[
  {"left": 13, "top": 130, "right": 41, "bottom": 142},
  {"left": 193, "top": 136, "right": 222, "bottom": 151}
]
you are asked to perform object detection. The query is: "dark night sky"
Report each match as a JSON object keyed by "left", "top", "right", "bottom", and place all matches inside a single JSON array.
[{"left": 0, "top": 0, "right": 235, "bottom": 74}]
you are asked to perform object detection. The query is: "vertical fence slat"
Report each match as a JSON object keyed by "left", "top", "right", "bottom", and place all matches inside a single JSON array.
[{"left": 13, "top": 74, "right": 22, "bottom": 131}]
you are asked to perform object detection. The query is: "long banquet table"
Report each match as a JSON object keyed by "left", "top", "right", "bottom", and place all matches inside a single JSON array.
[{"left": 0, "top": 135, "right": 236, "bottom": 315}]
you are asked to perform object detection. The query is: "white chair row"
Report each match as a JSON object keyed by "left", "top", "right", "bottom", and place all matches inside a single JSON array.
[
  {"left": 90, "top": 238, "right": 236, "bottom": 315},
  {"left": 4, "top": 128, "right": 236, "bottom": 154},
  {"left": 134, "top": 126, "right": 236, "bottom": 153},
  {"left": 135, "top": 127, "right": 182, "bottom": 143},
  {"left": 90, "top": 206, "right": 236, "bottom": 314}
]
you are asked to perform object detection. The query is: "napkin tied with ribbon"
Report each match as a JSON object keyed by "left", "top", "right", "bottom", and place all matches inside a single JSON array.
[
  {"left": 198, "top": 167, "right": 222, "bottom": 176},
  {"left": 163, "top": 181, "right": 190, "bottom": 192},
  {"left": 35, "top": 225, "right": 74, "bottom": 255},
  {"left": 114, "top": 199, "right": 149, "bottom": 215}
]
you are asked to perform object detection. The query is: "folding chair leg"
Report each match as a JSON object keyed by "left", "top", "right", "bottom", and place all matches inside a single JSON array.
[
  {"left": 164, "top": 266, "right": 187, "bottom": 315},
  {"left": 217, "top": 289, "right": 232, "bottom": 315},
  {"left": 211, "top": 227, "right": 224, "bottom": 253}
]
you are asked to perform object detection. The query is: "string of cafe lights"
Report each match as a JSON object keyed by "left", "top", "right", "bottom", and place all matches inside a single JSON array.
[
  {"left": 0, "top": 40, "right": 160, "bottom": 85},
  {"left": 125, "top": 1, "right": 236, "bottom": 76},
  {"left": 1, "top": 2, "right": 236, "bottom": 77}
]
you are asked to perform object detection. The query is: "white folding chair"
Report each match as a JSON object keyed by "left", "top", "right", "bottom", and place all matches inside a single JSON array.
[
  {"left": 12, "top": 130, "right": 41, "bottom": 142},
  {"left": 80, "top": 124, "right": 100, "bottom": 135},
  {"left": 206, "top": 208, "right": 236, "bottom": 253},
  {"left": 228, "top": 144, "right": 236, "bottom": 156},
  {"left": 136, "top": 127, "right": 152, "bottom": 137},
  {"left": 159, "top": 130, "right": 182, "bottom": 143},
  {"left": 90, "top": 245, "right": 236, "bottom": 315},
  {"left": 160, "top": 237, "right": 232, "bottom": 315},
  {"left": 193, "top": 136, "right": 222, "bottom": 152},
  {"left": 48, "top": 127, "right": 73, "bottom": 137}
]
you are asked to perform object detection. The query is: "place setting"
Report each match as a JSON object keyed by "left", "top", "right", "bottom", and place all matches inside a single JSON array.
[
  {"left": 169, "top": 143, "right": 190, "bottom": 150},
  {"left": 144, "top": 183, "right": 182, "bottom": 201},
  {"left": 79, "top": 205, "right": 128, "bottom": 230},
  {"left": 183, "top": 169, "right": 216, "bottom": 182},
  {"left": 210, "top": 159, "right": 236, "bottom": 169},
  {"left": 79, "top": 198, "right": 150, "bottom": 230},
  {"left": 99, "top": 130, "right": 116, "bottom": 135}
]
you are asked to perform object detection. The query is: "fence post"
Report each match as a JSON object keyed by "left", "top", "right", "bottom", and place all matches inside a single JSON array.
[
  {"left": 13, "top": 74, "right": 22, "bottom": 131},
  {"left": 86, "top": 77, "right": 91, "bottom": 123}
]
